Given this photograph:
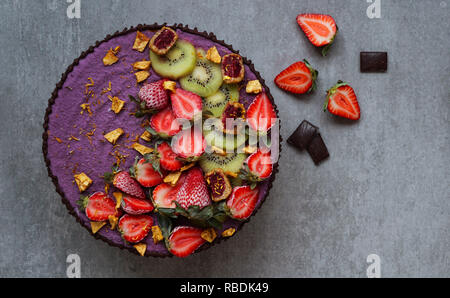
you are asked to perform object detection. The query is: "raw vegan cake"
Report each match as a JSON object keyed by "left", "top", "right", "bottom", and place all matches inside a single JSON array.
[{"left": 43, "top": 24, "right": 280, "bottom": 257}]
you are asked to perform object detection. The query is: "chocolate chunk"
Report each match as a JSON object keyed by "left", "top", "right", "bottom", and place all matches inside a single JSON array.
[
  {"left": 307, "top": 133, "right": 329, "bottom": 165},
  {"left": 360, "top": 52, "right": 387, "bottom": 72},
  {"left": 287, "top": 120, "right": 318, "bottom": 150}
]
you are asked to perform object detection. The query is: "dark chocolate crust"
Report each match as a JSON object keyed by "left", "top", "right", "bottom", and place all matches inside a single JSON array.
[{"left": 42, "top": 23, "right": 282, "bottom": 257}]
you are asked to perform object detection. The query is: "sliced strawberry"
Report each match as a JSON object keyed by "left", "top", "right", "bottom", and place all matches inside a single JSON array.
[
  {"left": 152, "top": 173, "right": 187, "bottom": 209},
  {"left": 226, "top": 185, "right": 259, "bottom": 220},
  {"left": 78, "top": 192, "right": 118, "bottom": 221},
  {"left": 134, "top": 158, "right": 163, "bottom": 187},
  {"left": 118, "top": 214, "right": 153, "bottom": 243},
  {"left": 246, "top": 149, "right": 273, "bottom": 179},
  {"left": 150, "top": 107, "right": 181, "bottom": 138},
  {"left": 168, "top": 226, "right": 206, "bottom": 257},
  {"left": 121, "top": 195, "right": 154, "bottom": 215},
  {"left": 170, "top": 88, "right": 202, "bottom": 120},
  {"left": 113, "top": 171, "right": 146, "bottom": 199},
  {"left": 157, "top": 142, "right": 183, "bottom": 171},
  {"left": 274, "top": 60, "right": 318, "bottom": 94},
  {"left": 246, "top": 93, "right": 277, "bottom": 133},
  {"left": 171, "top": 127, "right": 206, "bottom": 159},
  {"left": 175, "top": 167, "right": 211, "bottom": 209},
  {"left": 324, "top": 81, "right": 360, "bottom": 120},
  {"left": 296, "top": 14, "right": 337, "bottom": 54}
]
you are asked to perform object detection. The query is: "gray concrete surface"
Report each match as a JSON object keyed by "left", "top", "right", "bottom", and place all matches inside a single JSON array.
[{"left": 0, "top": 0, "right": 448, "bottom": 278}]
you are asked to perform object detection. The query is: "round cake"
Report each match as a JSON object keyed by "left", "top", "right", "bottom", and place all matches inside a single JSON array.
[{"left": 43, "top": 24, "right": 280, "bottom": 257}]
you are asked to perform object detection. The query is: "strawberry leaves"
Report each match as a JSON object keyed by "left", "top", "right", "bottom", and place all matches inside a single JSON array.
[{"left": 129, "top": 95, "right": 157, "bottom": 118}]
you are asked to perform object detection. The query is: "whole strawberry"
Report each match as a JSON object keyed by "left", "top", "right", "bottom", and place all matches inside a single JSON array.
[
  {"left": 138, "top": 79, "right": 169, "bottom": 110},
  {"left": 176, "top": 167, "right": 211, "bottom": 209},
  {"left": 105, "top": 167, "right": 146, "bottom": 199}
]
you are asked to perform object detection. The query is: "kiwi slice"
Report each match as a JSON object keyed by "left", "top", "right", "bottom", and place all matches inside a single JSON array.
[
  {"left": 199, "top": 152, "right": 247, "bottom": 174},
  {"left": 203, "top": 129, "right": 247, "bottom": 152},
  {"left": 179, "top": 49, "right": 223, "bottom": 97},
  {"left": 150, "top": 40, "right": 196, "bottom": 79},
  {"left": 203, "top": 84, "right": 239, "bottom": 117}
]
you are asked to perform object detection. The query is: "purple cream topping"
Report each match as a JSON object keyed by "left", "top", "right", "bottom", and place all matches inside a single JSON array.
[{"left": 47, "top": 29, "right": 269, "bottom": 256}]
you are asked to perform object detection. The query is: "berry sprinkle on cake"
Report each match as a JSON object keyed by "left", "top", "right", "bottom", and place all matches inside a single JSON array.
[{"left": 43, "top": 24, "right": 280, "bottom": 257}]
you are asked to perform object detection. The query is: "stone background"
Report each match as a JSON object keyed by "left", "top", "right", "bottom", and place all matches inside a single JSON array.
[{"left": 0, "top": 0, "right": 448, "bottom": 277}]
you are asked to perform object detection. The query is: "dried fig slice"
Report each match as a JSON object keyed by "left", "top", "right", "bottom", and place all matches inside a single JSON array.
[
  {"left": 221, "top": 54, "right": 245, "bottom": 84},
  {"left": 149, "top": 27, "right": 178, "bottom": 55},
  {"left": 205, "top": 169, "right": 232, "bottom": 202},
  {"left": 221, "top": 101, "right": 246, "bottom": 134}
]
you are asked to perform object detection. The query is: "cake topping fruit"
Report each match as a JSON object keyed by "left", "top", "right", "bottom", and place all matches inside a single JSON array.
[
  {"left": 246, "top": 92, "right": 276, "bottom": 133},
  {"left": 170, "top": 88, "right": 202, "bottom": 120},
  {"left": 132, "top": 60, "right": 151, "bottom": 71},
  {"left": 133, "top": 243, "right": 147, "bottom": 256},
  {"left": 157, "top": 141, "right": 183, "bottom": 171},
  {"left": 90, "top": 221, "right": 106, "bottom": 234},
  {"left": 133, "top": 157, "right": 163, "bottom": 187},
  {"left": 274, "top": 60, "right": 318, "bottom": 94},
  {"left": 199, "top": 152, "right": 247, "bottom": 175},
  {"left": 180, "top": 50, "right": 223, "bottom": 97},
  {"left": 132, "top": 143, "right": 153, "bottom": 155},
  {"left": 201, "top": 228, "right": 217, "bottom": 243},
  {"left": 149, "top": 107, "right": 181, "bottom": 138},
  {"left": 103, "top": 47, "right": 120, "bottom": 65},
  {"left": 121, "top": 195, "right": 154, "bottom": 215},
  {"left": 151, "top": 226, "right": 164, "bottom": 243},
  {"left": 168, "top": 226, "right": 206, "bottom": 257},
  {"left": 296, "top": 14, "right": 337, "bottom": 56},
  {"left": 74, "top": 172, "right": 92, "bottom": 193},
  {"left": 175, "top": 167, "right": 211, "bottom": 209},
  {"left": 203, "top": 83, "right": 239, "bottom": 117},
  {"left": 118, "top": 214, "right": 153, "bottom": 243},
  {"left": 151, "top": 177, "right": 185, "bottom": 209},
  {"left": 239, "top": 149, "right": 273, "bottom": 186},
  {"left": 105, "top": 169, "right": 146, "bottom": 199},
  {"left": 134, "top": 70, "right": 150, "bottom": 83},
  {"left": 77, "top": 192, "right": 119, "bottom": 222},
  {"left": 206, "top": 46, "right": 221, "bottom": 63},
  {"left": 149, "top": 27, "right": 178, "bottom": 55},
  {"left": 104, "top": 128, "right": 124, "bottom": 144},
  {"left": 172, "top": 127, "right": 206, "bottom": 159},
  {"left": 226, "top": 185, "right": 260, "bottom": 220},
  {"left": 221, "top": 227, "right": 236, "bottom": 237},
  {"left": 324, "top": 81, "right": 360, "bottom": 120},
  {"left": 150, "top": 40, "right": 197, "bottom": 79},
  {"left": 138, "top": 80, "right": 169, "bottom": 110},
  {"left": 205, "top": 168, "right": 232, "bottom": 202},
  {"left": 221, "top": 102, "right": 246, "bottom": 134},
  {"left": 110, "top": 96, "right": 125, "bottom": 114},
  {"left": 132, "top": 31, "right": 150, "bottom": 52},
  {"left": 221, "top": 53, "right": 245, "bottom": 84},
  {"left": 246, "top": 80, "right": 262, "bottom": 94}
]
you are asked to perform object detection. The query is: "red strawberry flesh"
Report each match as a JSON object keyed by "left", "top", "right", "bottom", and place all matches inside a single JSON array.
[
  {"left": 121, "top": 195, "right": 154, "bottom": 215},
  {"left": 226, "top": 185, "right": 259, "bottom": 220},
  {"left": 170, "top": 88, "right": 202, "bottom": 120},
  {"left": 172, "top": 127, "right": 206, "bottom": 159},
  {"left": 247, "top": 149, "right": 273, "bottom": 179},
  {"left": 84, "top": 192, "right": 118, "bottom": 221},
  {"left": 113, "top": 171, "right": 146, "bottom": 199},
  {"left": 150, "top": 107, "right": 181, "bottom": 138},
  {"left": 158, "top": 142, "right": 183, "bottom": 171},
  {"left": 168, "top": 226, "right": 206, "bottom": 257},
  {"left": 296, "top": 14, "right": 337, "bottom": 47},
  {"left": 135, "top": 158, "right": 163, "bottom": 187},
  {"left": 118, "top": 214, "right": 153, "bottom": 243},
  {"left": 246, "top": 93, "right": 276, "bottom": 133},
  {"left": 274, "top": 61, "right": 315, "bottom": 94}
]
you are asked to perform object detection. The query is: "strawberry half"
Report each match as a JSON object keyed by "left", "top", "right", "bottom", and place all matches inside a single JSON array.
[
  {"left": 77, "top": 192, "right": 119, "bottom": 221},
  {"left": 168, "top": 226, "right": 206, "bottom": 257},
  {"left": 152, "top": 173, "right": 187, "bottom": 209},
  {"left": 138, "top": 79, "right": 169, "bottom": 110},
  {"left": 324, "top": 81, "right": 360, "bottom": 120},
  {"left": 121, "top": 195, "right": 154, "bottom": 215},
  {"left": 170, "top": 88, "right": 202, "bottom": 120},
  {"left": 226, "top": 185, "right": 260, "bottom": 220},
  {"left": 175, "top": 167, "right": 211, "bottom": 209},
  {"left": 113, "top": 171, "right": 146, "bottom": 199},
  {"left": 118, "top": 214, "right": 153, "bottom": 243},
  {"left": 150, "top": 107, "right": 181, "bottom": 138},
  {"left": 157, "top": 142, "right": 183, "bottom": 171},
  {"left": 246, "top": 149, "right": 273, "bottom": 180},
  {"left": 172, "top": 127, "right": 206, "bottom": 159},
  {"left": 274, "top": 60, "right": 318, "bottom": 94},
  {"left": 246, "top": 93, "right": 277, "bottom": 133},
  {"left": 134, "top": 158, "right": 163, "bottom": 187},
  {"left": 296, "top": 14, "right": 337, "bottom": 56}
]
